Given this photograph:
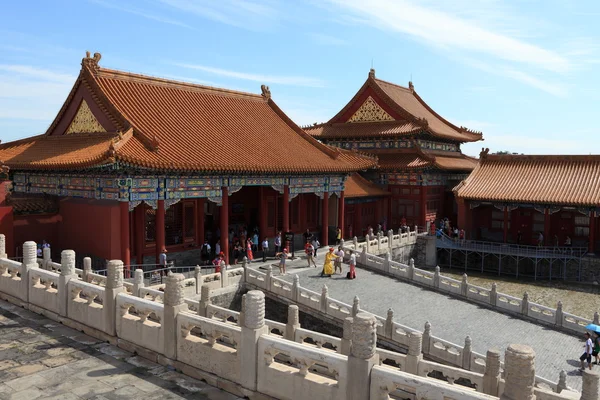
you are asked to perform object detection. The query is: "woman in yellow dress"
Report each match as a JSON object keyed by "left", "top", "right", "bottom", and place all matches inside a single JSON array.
[{"left": 321, "top": 247, "right": 335, "bottom": 277}]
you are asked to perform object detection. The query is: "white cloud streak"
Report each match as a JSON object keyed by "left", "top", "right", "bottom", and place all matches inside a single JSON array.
[
  {"left": 327, "top": 0, "right": 571, "bottom": 73},
  {"left": 89, "top": 0, "right": 194, "bottom": 29},
  {"left": 0, "top": 65, "right": 75, "bottom": 84},
  {"left": 308, "top": 33, "right": 347, "bottom": 46},
  {"left": 172, "top": 63, "right": 326, "bottom": 87}
]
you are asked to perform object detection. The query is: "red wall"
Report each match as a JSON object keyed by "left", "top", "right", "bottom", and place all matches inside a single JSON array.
[
  {"left": 0, "top": 206, "right": 13, "bottom": 256},
  {"left": 13, "top": 213, "right": 60, "bottom": 253},
  {"left": 58, "top": 198, "right": 120, "bottom": 260}
]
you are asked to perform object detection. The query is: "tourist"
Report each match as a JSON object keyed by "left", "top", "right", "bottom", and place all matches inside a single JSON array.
[
  {"left": 200, "top": 240, "right": 211, "bottom": 266},
  {"left": 334, "top": 246, "right": 344, "bottom": 274},
  {"left": 580, "top": 332, "right": 594, "bottom": 371},
  {"left": 246, "top": 238, "right": 254, "bottom": 263},
  {"left": 274, "top": 232, "right": 282, "bottom": 254},
  {"left": 215, "top": 252, "right": 226, "bottom": 273},
  {"left": 276, "top": 248, "right": 288, "bottom": 275},
  {"left": 215, "top": 240, "right": 221, "bottom": 258},
  {"left": 348, "top": 224, "right": 353, "bottom": 239},
  {"left": 312, "top": 237, "right": 320, "bottom": 258},
  {"left": 261, "top": 237, "right": 269, "bottom": 262},
  {"left": 303, "top": 229, "right": 313, "bottom": 244},
  {"left": 159, "top": 248, "right": 167, "bottom": 269},
  {"left": 42, "top": 240, "right": 50, "bottom": 249},
  {"left": 252, "top": 232, "right": 259, "bottom": 253},
  {"left": 537, "top": 231, "right": 544, "bottom": 247},
  {"left": 376, "top": 223, "right": 382, "bottom": 234},
  {"left": 321, "top": 247, "right": 335, "bottom": 277},
  {"left": 336, "top": 227, "right": 342, "bottom": 245},
  {"left": 36, "top": 244, "right": 42, "bottom": 258},
  {"left": 228, "top": 229, "right": 234, "bottom": 244},
  {"left": 459, "top": 229, "right": 465, "bottom": 244},
  {"left": 347, "top": 250, "right": 356, "bottom": 280},
  {"left": 305, "top": 242, "right": 317, "bottom": 268},
  {"left": 232, "top": 240, "right": 241, "bottom": 265},
  {"left": 594, "top": 334, "right": 600, "bottom": 365}
]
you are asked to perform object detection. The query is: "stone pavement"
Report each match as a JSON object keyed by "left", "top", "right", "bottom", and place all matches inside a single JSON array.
[
  {"left": 254, "top": 256, "right": 587, "bottom": 392},
  {"left": 0, "top": 300, "right": 242, "bottom": 400}
]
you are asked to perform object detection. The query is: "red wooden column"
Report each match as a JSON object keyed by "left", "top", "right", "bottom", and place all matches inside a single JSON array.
[
  {"left": 321, "top": 192, "right": 329, "bottom": 246},
  {"left": 120, "top": 201, "right": 131, "bottom": 269},
  {"left": 543, "top": 208, "right": 551, "bottom": 246},
  {"left": 420, "top": 185, "right": 428, "bottom": 227},
  {"left": 196, "top": 198, "right": 205, "bottom": 246},
  {"left": 282, "top": 185, "right": 290, "bottom": 250},
  {"left": 134, "top": 205, "right": 144, "bottom": 265},
  {"left": 155, "top": 200, "right": 165, "bottom": 263},
  {"left": 589, "top": 211, "right": 596, "bottom": 254},
  {"left": 503, "top": 206, "right": 509, "bottom": 243},
  {"left": 355, "top": 203, "right": 363, "bottom": 237},
  {"left": 338, "top": 191, "right": 345, "bottom": 239},
  {"left": 220, "top": 187, "right": 229, "bottom": 264},
  {"left": 259, "top": 187, "right": 267, "bottom": 239}
]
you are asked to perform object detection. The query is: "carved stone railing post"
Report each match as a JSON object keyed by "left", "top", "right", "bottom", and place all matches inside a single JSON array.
[
  {"left": 461, "top": 273, "right": 468, "bottom": 297},
  {"left": 352, "top": 296, "right": 360, "bottom": 317},
  {"left": 340, "top": 239, "right": 345, "bottom": 249},
  {"left": 42, "top": 247, "right": 51, "bottom": 270},
  {"left": 163, "top": 273, "right": 187, "bottom": 360},
  {"left": 198, "top": 285, "right": 211, "bottom": 317},
  {"left": 383, "top": 251, "right": 390, "bottom": 274},
  {"left": 521, "top": 292, "right": 529, "bottom": 315},
  {"left": 0, "top": 234, "right": 6, "bottom": 259},
  {"left": 241, "top": 256, "right": 248, "bottom": 283},
  {"left": 240, "top": 290, "right": 269, "bottom": 391},
  {"left": 285, "top": 304, "right": 300, "bottom": 341},
  {"left": 265, "top": 265, "right": 272, "bottom": 290},
  {"left": 194, "top": 266, "right": 201, "bottom": 291},
  {"left": 239, "top": 294, "right": 246, "bottom": 327},
  {"left": 581, "top": 369, "right": 600, "bottom": 400},
  {"left": 21, "top": 241, "right": 37, "bottom": 302},
  {"left": 388, "top": 229, "right": 393, "bottom": 248},
  {"left": 406, "top": 331, "right": 423, "bottom": 375},
  {"left": 433, "top": 266, "right": 440, "bottom": 288},
  {"left": 556, "top": 370, "right": 567, "bottom": 393},
  {"left": 594, "top": 312, "right": 599, "bottom": 325},
  {"left": 555, "top": 301, "right": 563, "bottom": 327},
  {"left": 132, "top": 269, "right": 144, "bottom": 297},
  {"left": 347, "top": 313, "right": 379, "bottom": 400},
  {"left": 365, "top": 237, "right": 370, "bottom": 254},
  {"left": 422, "top": 321, "right": 431, "bottom": 354},
  {"left": 104, "top": 260, "right": 125, "bottom": 336},
  {"left": 377, "top": 232, "right": 382, "bottom": 253},
  {"left": 385, "top": 308, "right": 394, "bottom": 338},
  {"left": 341, "top": 316, "right": 353, "bottom": 356},
  {"left": 220, "top": 265, "right": 228, "bottom": 288},
  {"left": 462, "top": 336, "right": 472, "bottom": 370},
  {"left": 500, "top": 344, "right": 535, "bottom": 400},
  {"left": 292, "top": 274, "right": 299, "bottom": 302},
  {"left": 483, "top": 348, "right": 501, "bottom": 396},
  {"left": 58, "top": 250, "right": 77, "bottom": 317},
  {"left": 83, "top": 257, "right": 92, "bottom": 282},
  {"left": 490, "top": 282, "right": 497, "bottom": 306},
  {"left": 353, "top": 236, "right": 358, "bottom": 250},
  {"left": 320, "top": 284, "right": 329, "bottom": 313},
  {"left": 361, "top": 247, "right": 367, "bottom": 264},
  {"left": 408, "top": 258, "right": 415, "bottom": 280}
]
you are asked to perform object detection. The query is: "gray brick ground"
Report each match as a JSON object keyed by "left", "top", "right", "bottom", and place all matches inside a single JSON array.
[
  {"left": 0, "top": 300, "right": 242, "bottom": 400},
  {"left": 257, "top": 257, "right": 587, "bottom": 392}
]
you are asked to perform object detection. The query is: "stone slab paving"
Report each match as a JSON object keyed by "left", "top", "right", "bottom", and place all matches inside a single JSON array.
[
  {"left": 258, "top": 257, "right": 587, "bottom": 392},
  {"left": 0, "top": 300, "right": 242, "bottom": 400}
]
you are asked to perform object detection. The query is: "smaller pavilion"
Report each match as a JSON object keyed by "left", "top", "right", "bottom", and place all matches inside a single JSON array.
[{"left": 454, "top": 149, "right": 600, "bottom": 253}]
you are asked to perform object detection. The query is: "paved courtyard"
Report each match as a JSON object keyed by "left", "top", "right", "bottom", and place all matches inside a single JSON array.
[
  {"left": 0, "top": 300, "right": 241, "bottom": 400},
  {"left": 253, "top": 256, "right": 588, "bottom": 392}
]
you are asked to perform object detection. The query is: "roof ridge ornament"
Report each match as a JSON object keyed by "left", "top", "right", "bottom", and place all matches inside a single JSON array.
[
  {"left": 368, "top": 68, "right": 376, "bottom": 79},
  {"left": 82, "top": 51, "right": 102, "bottom": 71},
  {"left": 408, "top": 81, "right": 414, "bottom": 92},
  {"left": 480, "top": 147, "right": 490, "bottom": 159},
  {"left": 260, "top": 84, "right": 271, "bottom": 99}
]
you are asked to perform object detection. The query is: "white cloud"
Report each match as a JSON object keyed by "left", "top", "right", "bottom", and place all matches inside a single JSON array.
[
  {"left": 308, "top": 33, "right": 347, "bottom": 46},
  {"left": 89, "top": 0, "right": 194, "bottom": 29},
  {"left": 0, "top": 65, "right": 75, "bottom": 84},
  {"left": 157, "top": 0, "right": 278, "bottom": 30},
  {"left": 327, "top": 0, "right": 571, "bottom": 73},
  {"left": 172, "top": 63, "right": 326, "bottom": 87}
]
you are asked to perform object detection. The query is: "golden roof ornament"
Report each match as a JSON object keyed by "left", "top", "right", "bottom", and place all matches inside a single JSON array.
[
  {"left": 480, "top": 147, "right": 490, "bottom": 159},
  {"left": 82, "top": 51, "right": 102, "bottom": 71},
  {"left": 368, "top": 68, "right": 376, "bottom": 79},
  {"left": 261, "top": 84, "right": 271, "bottom": 99}
]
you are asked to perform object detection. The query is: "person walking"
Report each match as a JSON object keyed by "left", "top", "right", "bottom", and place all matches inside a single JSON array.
[
  {"left": 252, "top": 232, "right": 259, "bottom": 253},
  {"left": 594, "top": 334, "right": 600, "bottom": 365},
  {"left": 246, "top": 238, "right": 254, "bottom": 263},
  {"left": 215, "top": 240, "right": 221, "bottom": 258},
  {"left": 261, "top": 237, "right": 269, "bottom": 262},
  {"left": 200, "top": 240, "right": 211, "bottom": 266},
  {"left": 336, "top": 227, "right": 342, "bottom": 245},
  {"left": 581, "top": 332, "right": 594, "bottom": 371},
  {"left": 347, "top": 250, "right": 356, "bottom": 279},
  {"left": 276, "top": 248, "right": 288, "bottom": 275},
  {"left": 321, "top": 247, "right": 335, "bottom": 277},
  {"left": 302, "top": 229, "right": 313, "bottom": 244},
  {"left": 312, "top": 237, "right": 320, "bottom": 258},
  {"left": 334, "top": 246, "right": 344, "bottom": 274},
  {"left": 305, "top": 242, "right": 317, "bottom": 268},
  {"left": 159, "top": 248, "right": 168, "bottom": 269},
  {"left": 274, "top": 232, "right": 282, "bottom": 254},
  {"left": 537, "top": 231, "right": 544, "bottom": 247}
]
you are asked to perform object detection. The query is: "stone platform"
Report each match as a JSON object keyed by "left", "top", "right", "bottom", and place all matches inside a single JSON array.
[
  {"left": 259, "top": 256, "right": 586, "bottom": 392},
  {"left": 0, "top": 299, "right": 241, "bottom": 400}
]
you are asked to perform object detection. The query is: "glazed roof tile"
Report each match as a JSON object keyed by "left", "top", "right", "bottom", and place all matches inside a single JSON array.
[
  {"left": 377, "top": 153, "right": 431, "bottom": 170},
  {"left": 305, "top": 120, "right": 422, "bottom": 139},
  {"left": 344, "top": 173, "right": 390, "bottom": 198},
  {"left": 0, "top": 54, "right": 377, "bottom": 174},
  {"left": 455, "top": 154, "right": 600, "bottom": 206}
]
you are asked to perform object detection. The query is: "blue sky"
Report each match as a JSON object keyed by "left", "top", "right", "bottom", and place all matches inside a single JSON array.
[{"left": 1, "top": 0, "right": 600, "bottom": 156}]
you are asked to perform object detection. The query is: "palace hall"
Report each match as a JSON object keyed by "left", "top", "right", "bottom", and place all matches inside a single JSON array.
[
  {"left": 455, "top": 149, "right": 600, "bottom": 253},
  {"left": 0, "top": 53, "right": 376, "bottom": 265},
  {"left": 305, "top": 69, "right": 482, "bottom": 234}
]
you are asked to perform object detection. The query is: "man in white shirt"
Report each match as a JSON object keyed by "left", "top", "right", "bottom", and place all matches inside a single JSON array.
[
  {"left": 581, "top": 332, "right": 594, "bottom": 371},
  {"left": 334, "top": 246, "right": 345, "bottom": 274},
  {"left": 261, "top": 238, "right": 269, "bottom": 262}
]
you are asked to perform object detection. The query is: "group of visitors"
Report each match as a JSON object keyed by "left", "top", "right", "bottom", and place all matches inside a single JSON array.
[
  {"left": 35, "top": 240, "right": 51, "bottom": 257},
  {"left": 580, "top": 332, "right": 600, "bottom": 372}
]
